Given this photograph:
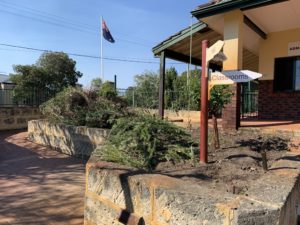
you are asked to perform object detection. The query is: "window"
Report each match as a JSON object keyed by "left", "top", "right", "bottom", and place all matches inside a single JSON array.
[{"left": 274, "top": 56, "right": 300, "bottom": 92}]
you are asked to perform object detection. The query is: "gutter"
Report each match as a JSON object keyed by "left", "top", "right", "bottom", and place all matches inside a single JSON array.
[{"left": 191, "top": 0, "right": 288, "bottom": 19}]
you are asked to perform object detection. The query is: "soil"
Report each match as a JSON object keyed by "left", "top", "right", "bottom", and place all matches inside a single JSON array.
[{"left": 155, "top": 128, "right": 293, "bottom": 195}]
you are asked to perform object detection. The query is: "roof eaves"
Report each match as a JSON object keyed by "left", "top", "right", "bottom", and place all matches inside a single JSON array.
[
  {"left": 1, "top": 82, "right": 15, "bottom": 85},
  {"left": 152, "top": 22, "right": 208, "bottom": 56},
  {"left": 191, "top": 0, "right": 284, "bottom": 19}
]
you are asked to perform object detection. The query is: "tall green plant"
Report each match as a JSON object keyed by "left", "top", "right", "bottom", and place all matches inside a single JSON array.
[{"left": 209, "top": 85, "right": 234, "bottom": 149}]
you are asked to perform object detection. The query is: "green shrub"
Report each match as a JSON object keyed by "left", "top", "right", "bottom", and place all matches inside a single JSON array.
[
  {"left": 40, "top": 87, "right": 129, "bottom": 128},
  {"left": 41, "top": 87, "right": 196, "bottom": 169},
  {"left": 93, "top": 114, "right": 196, "bottom": 170},
  {"left": 40, "top": 87, "right": 88, "bottom": 125},
  {"left": 99, "top": 81, "right": 117, "bottom": 99},
  {"left": 85, "top": 97, "right": 128, "bottom": 128}
]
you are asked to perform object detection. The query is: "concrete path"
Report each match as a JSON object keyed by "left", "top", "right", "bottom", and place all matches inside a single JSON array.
[{"left": 0, "top": 131, "right": 86, "bottom": 225}]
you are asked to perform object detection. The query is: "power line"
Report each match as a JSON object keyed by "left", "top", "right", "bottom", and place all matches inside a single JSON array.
[
  {"left": 0, "top": 43, "right": 158, "bottom": 64},
  {"left": 0, "top": 43, "right": 184, "bottom": 65},
  {"left": 0, "top": 0, "right": 95, "bottom": 29},
  {"left": 0, "top": 0, "right": 152, "bottom": 47}
]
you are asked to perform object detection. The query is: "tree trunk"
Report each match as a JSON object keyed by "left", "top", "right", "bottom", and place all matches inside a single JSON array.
[{"left": 212, "top": 114, "right": 220, "bottom": 149}]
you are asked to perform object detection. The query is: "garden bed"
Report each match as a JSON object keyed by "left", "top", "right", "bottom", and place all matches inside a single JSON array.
[
  {"left": 85, "top": 129, "right": 300, "bottom": 225},
  {"left": 155, "top": 128, "right": 293, "bottom": 195}
]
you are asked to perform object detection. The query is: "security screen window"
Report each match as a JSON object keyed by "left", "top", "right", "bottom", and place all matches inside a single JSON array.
[
  {"left": 296, "top": 59, "right": 300, "bottom": 91},
  {"left": 274, "top": 56, "right": 300, "bottom": 92}
]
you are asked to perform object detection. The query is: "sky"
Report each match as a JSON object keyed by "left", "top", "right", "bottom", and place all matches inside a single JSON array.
[{"left": 0, "top": 0, "right": 207, "bottom": 89}]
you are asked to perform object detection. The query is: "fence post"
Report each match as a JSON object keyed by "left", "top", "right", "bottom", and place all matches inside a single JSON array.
[{"left": 132, "top": 90, "right": 135, "bottom": 107}]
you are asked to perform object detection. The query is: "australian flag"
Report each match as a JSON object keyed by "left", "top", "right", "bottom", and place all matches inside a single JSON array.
[{"left": 102, "top": 20, "right": 115, "bottom": 43}]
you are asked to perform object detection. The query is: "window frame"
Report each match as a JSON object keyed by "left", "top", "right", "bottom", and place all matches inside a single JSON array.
[{"left": 273, "top": 55, "right": 300, "bottom": 93}]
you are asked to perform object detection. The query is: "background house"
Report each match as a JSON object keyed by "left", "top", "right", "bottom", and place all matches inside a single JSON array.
[
  {"left": 0, "top": 74, "right": 14, "bottom": 90},
  {"left": 0, "top": 74, "right": 15, "bottom": 106}
]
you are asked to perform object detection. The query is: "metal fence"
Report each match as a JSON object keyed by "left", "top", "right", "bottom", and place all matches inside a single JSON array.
[
  {"left": 117, "top": 89, "right": 197, "bottom": 111},
  {"left": 241, "top": 91, "right": 258, "bottom": 118},
  {"left": 0, "top": 89, "right": 53, "bottom": 107},
  {"left": 118, "top": 88, "right": 259, "bottom": 117},
  {"left": 0, "top": 87, "right": 258, "bottom": 113}
]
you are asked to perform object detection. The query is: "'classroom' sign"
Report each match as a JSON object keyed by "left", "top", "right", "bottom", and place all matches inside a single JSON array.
[{"left": 210, "top": 70, "right": 262, "bottom": 85}]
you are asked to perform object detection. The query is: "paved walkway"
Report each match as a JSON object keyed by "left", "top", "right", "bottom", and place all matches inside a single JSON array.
[{"left": 0, "top": 131, "right": 86, "bottom": 225}]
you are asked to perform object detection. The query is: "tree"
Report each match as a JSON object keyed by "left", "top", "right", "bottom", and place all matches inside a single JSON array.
[
  {"left": 124, "top": 86, "right": 135, "bottom": 107},
  {"left": 126, "top": 71, "right": 159, "bottom": 108},
  {"left": 125, "top": 68, "right": 201, "bottom": 110},
  {"left": 99, "top": 81, "right": 116, "bottom": 99},
  {"left": 165, "top": 67, "right": 178, "bottom": 109},
  {"left": 209, "top": 85, "right": 233, "bottom": 149},
  {"left": 173, "top": 69, "right": 201, "bottom": 110},
  {"left": 90, "top": 78, "right": 102, "bottom": 91},
  {"left": 10, "top": 52, "right": 83, "bottom": 100}
]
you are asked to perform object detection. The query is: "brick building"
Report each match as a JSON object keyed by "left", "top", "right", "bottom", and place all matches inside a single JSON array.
[{"left": 153, "top": 0, "right": 300, "bottom": 129}]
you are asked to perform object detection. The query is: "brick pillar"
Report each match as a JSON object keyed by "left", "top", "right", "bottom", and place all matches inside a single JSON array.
[
  {"left": 222, "top": 10, "right": 243, "bottom": 130},
  {"left": 222, "top": 84, "right": 241, "bottom": 129}
]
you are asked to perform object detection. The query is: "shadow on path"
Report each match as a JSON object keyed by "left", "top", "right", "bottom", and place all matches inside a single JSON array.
[{"left": 0, "top": 130, "right": 86, "bottom": 225}]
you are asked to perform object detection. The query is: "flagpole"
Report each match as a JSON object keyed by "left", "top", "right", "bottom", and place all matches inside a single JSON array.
[{"left": 101, "top": 16, "right": 104, "bottom": 82}]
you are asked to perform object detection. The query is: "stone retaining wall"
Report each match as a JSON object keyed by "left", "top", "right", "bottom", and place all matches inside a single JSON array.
[
  {"left": 85, "top": 151, "right": 300, "bottom": 225},
  {"left": 0, "top": 107, "right": 42, "bottom": 131},
  {"left": 28, "top": 120, "right": 109, "bottom": 158},
  {"left": 145, "top": 109, "right": 200, "bottom": 127}
]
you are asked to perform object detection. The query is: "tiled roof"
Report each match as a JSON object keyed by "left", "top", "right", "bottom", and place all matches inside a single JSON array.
[
  {"left": 152, "top": 21, "right": 208, "bottom": 55},
  {"left": 191, "top": 0, "right": 275, "bottom": 19},
  {"left": 196, "top": 0, "right": 234, "bottom": 10}
]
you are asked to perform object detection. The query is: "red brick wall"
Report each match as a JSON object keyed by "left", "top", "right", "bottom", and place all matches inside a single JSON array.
[
  {"left": 222, "top": 84, "right": 241, "bottom": 130},
  {"left": 258, "top": 80, "right": 300, "bottom": 119}
]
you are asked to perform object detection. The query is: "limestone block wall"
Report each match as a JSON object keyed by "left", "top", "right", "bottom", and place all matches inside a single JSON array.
[
  {"left": 143, "top": 109, "right": 200, "bottom": 129},
  {"left": 85, "top": 151, "right": 300, "bottom": 225},
  {"left": 28, "top": 120, "right": 109, "bottom": 158},
  {"left": 0, "top": 107, "right": 42, "bottom": 131}
]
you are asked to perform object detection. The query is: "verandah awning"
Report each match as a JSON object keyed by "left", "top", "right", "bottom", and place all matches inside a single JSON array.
[{"left": 152, "top": 21, "right": 258, "bottom": 71}]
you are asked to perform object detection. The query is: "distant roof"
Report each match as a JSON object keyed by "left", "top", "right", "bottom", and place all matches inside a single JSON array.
[
  {"left": 0, "top": 74, "right": 12, "bottom": 83},
  {"left": 191, "top": 0, "right": 285, "bottom": 19}
]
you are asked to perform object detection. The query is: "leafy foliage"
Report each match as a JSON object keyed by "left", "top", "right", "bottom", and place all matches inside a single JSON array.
[
  {"left": 172, "top": 69, "right": 200, "bottom": 110},
  {"left": 40, "top": 87, "right": 88, "bottom": 126},
  {"left": 209, "top": 85, "right": 234, "bottom": 116},
  {"left": 41, "top": 86, "right": 197, "bottom": 170},
  {"left": 40, "top": 87, "right": 128, "bottom": 128},
  {"left": 93, "top": 114, "right": 196, "bottom": 170},
  {"left": 99, "top": 81, "right": 117, "bottom": 99},
  {"left": 124, "top": 68, "right": 201, "bottom": 110},
  {"left": 10, "top": 52, "right": 82, "bottom": 100},
  {"left": 125, "top": 71, "right": 159, "bottom": 108},
  {"left": 90, "top": 78, "right": 102, "bottom": 91},
  {"left": 209, "top": 85, "right": 234, "bottom": 149},
  {"left": 85, "top": 96, "right": 127, "bottom": 128}
]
